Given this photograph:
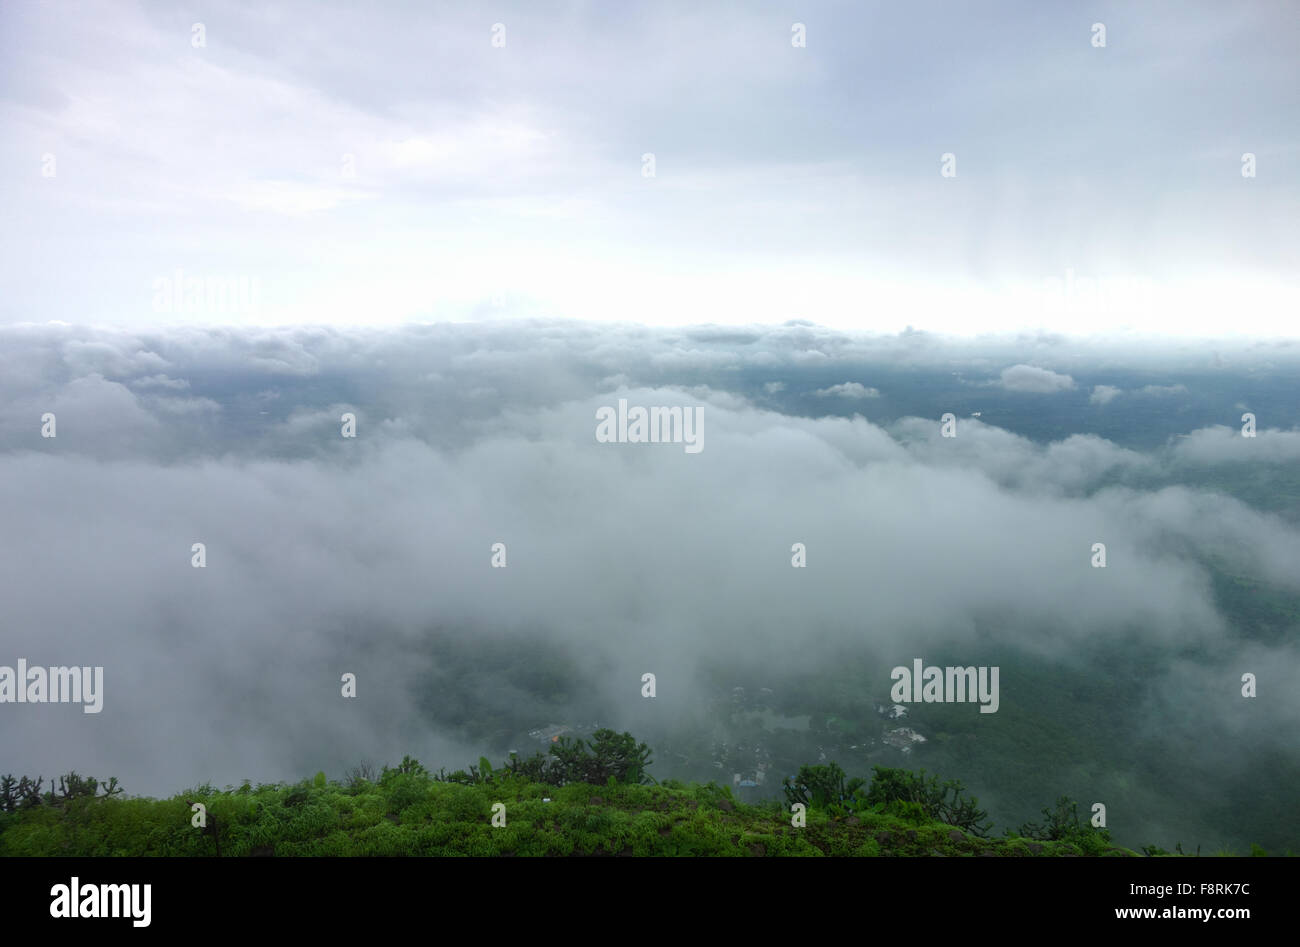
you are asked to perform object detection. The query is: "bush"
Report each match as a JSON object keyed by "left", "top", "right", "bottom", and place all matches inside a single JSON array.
[
  {"left": 383, "top": 774, "right": 430, "bottom": 816},
  {"left": 487, "top": 730, "right": 654, "bottom": 788},
  {"left": 783, "top": 762, "right": 865, "bottom": 809},
  {"left": 547, "top": 730, "right": 655, "bottom": 786},
  {"left": 883, "top": 799, "right": 930, "bottom": 825},
  {"left": 865, "top": 767, "right": 992, "bottom": 837},
  {"left": 344, "top": 762, "right": 376, "bottom": 791},
  {"left": 380, "top": 756, "right": 428, "bottom": 784},
  {"left": 0, "top": 772, "right": 123, "bottom": 811},
  {"left": 1016, "top": 796, "right": 1111, "bottom": 848}
]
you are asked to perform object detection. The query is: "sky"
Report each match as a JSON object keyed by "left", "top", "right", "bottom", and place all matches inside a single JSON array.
[{"left": 1, "top": 0, "right": 1296, "bottom": 335}]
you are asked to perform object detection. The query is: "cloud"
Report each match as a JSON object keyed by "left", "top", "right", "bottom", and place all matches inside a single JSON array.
[
  {"left": 1, "top": 320, "right": 1298, "bottom": 857},
  {"left": 130, "top": 374, "right": 191, "bottom": 391},
  {"left": 2, "top": 2, "right": 1297, "bottom": 334},
  {"left": 1172, "top": 425, "right": 1300, "bottom": 465},
  {"left": 813, "top": 382, "right": 880, "bottom": 399},
  {"left": 0, "top": 318, "right": 1289, "bottom": 863},
  {"left": 996, "top": 364, "right": 1076, "bottom": 393},
  {"left": 891, "top": 418, "right": 1152, "bottom": 495},
  {"left": 1086, "top": 383, "right": 1188, "bottom": 405}
]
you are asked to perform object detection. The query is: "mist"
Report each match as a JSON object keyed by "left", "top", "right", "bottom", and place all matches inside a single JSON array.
[{"left": 1, "top": 321, "right": 1296, "bottom": 852}]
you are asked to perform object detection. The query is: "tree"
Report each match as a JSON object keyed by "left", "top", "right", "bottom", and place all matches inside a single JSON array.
[
  {"left": 584, "top": 729, "right": 655, "bottom": 785},
  {"left": 504, "top": 751, "right": 549, "bottom": 782},
  {"left": 533, "top": 728, "right": 655, "bottom": 785},
  {"left": 0, "top": 773, "right": 120, "bottom": 811},
  {"left": 1015, "top": 796, "right": 1110, "bottom": 847},
  {"left": 865, "top": 766, "right": 992, "bottom": 837},
  {"left": 783, "top": 762, "right": 865, "bottom": 809},
  {"left": 547, "top": 729, "right": 655, "bottom": 786},
  {"left": 380, "top": 755, "right": 428, "bottom": 785},
  {"left": 344, "top": 762, "right": 376, "bottom": 789}
]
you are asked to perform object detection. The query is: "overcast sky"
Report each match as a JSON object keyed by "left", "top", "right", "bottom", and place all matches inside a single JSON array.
[{"left": 2, "top": 0, "right": 1296, "bottom": 335}]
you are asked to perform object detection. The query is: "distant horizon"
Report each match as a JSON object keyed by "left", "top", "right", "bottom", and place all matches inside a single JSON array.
[{"left": 9, "top": 316, "right": 1300, "bottom": 348}]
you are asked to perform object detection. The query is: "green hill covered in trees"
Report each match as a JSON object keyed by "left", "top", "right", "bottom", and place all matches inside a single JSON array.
[{"left": 0, "top": 731, "right": 1238, "bottom": 857}]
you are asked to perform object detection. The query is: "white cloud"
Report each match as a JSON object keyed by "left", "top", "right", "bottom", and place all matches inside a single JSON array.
[
  {"left": 997, "top": 364, "right": 1076, "bottom": 393},
  {"left": 1, "top": 321, "right": 1297, "bottom": 824},
  {"left": 813, "top": 381, "right": 880, "bottom": 399},
  {"left": 1172, "top": 425, "right": 1300, "bottom": 465}
]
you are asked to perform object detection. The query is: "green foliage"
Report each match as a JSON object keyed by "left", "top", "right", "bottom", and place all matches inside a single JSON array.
[
  {"left": 0, "top": 748, "right": 1172, "bottom": 857},
  {"left": 1, "top": 772, "right": 122, "bottom": 812},
  {"left": 503, "top": 752, "right": 548, "bottom": 782},
  {"left": 0, "top": 774, "right": 46, "bottom": 811},
  {"left": 381, "top": 756, "right": 428, "bottom": 783},
  {"left": 782, "top": 762, "right": 865, "bottom": 809},
  {"left": 492, "top": 729, "right": 653, "bottom": 787},
  {"left": 883, "top": 799, "right": 929, "bottom": 825},
  {"left": 343, "top": 763, "right": 375, "bottom": 791},
  {"left": 567, "top": 729, "right": 655, "bottom": 786},
  {"left": 1144, "top": 841, "right": 1200, "bottom": 857},
  {"left": 1015, "top": 796, "right": 1111, "bottom": 852},
  {"left": 865, "top": 766, "right": 993, "bottom": 837}
]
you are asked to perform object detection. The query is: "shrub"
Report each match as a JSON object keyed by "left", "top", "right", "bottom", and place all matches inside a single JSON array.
[
  {"left": 344, "top": 762, "right": 376, "bottom": 791},
  {"left": 865, "top": 767, "right": 992, "bottom": 837},
  {"left": 1016, "top": 796, "right": 1111, "bottom": 848},
  {"left": 783, "top": 762, "right": 865, "bottom": 810},
  {"left": 547, "top": 730, "right": 655, "bottom": 786},
  {"left": 380, "top": 756, "right": 428, "bottom": 783}
]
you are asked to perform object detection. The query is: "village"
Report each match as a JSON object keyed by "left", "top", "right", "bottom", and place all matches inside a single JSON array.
[{"left": 703, "top": 688, "right": 932, "bottom": 800}]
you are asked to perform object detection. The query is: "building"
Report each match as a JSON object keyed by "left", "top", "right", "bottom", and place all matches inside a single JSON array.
[
  {"left": 882, "top": 727, "right": 927, "bottom": 750},
  {"left": 527, "top": 724, "right": 572, "bottom": 744}
]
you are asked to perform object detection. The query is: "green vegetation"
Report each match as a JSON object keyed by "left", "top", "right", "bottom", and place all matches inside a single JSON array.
[
  {"left": 0, "top": 732, "right": 1181, "bottom": 857},
  {"left": 705, "top": 630, "right": 1300, "bottom": 855},
  {"left": 1014, "top": 796, "right": 1112, "bottom": 855},
  {"left": 0, "top": 772, "right": 122, "bottom": 810},
  {"left": 783, "top": 762, "right": 865, "bottom": 809},
  {"left": 863, "top": 767, "right": 994, "bottom": 837},
  {"left": 781, "top": 764, "right": 994, "bottom": 838},
  {"left": 486, "top": 729, "right": 653, "bottom": 787}
]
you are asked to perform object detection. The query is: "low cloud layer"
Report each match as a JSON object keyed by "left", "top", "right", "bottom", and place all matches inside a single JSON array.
[{"left": 1, "top": 322, "right": 1297, "bottom": 823}]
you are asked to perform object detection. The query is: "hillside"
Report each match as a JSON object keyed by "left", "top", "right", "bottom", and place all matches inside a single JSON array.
[{"left": 0, "top": 733, "right": 1169, "bottom": 857}]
